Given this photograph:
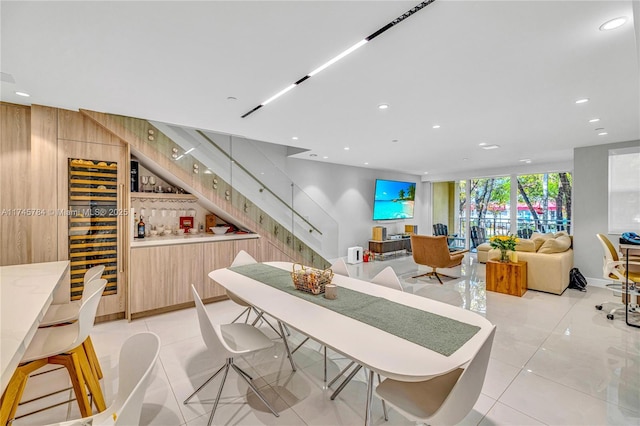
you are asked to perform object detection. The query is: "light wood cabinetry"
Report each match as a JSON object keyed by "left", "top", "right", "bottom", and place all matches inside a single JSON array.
[
  {"left": 130, "top": 244, "right": 204, "bottom": 316},
  {"left": 130, "top": 238, "right": 262, "bottom": 318},
  {"left": 202, "top": 241, "right": 234, "bottom": 299}
]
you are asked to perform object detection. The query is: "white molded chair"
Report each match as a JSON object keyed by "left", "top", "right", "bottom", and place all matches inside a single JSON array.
[
  {"left": 328, "top": 267, "right": 404, "bottom": 418},
  {"left": 43, "top": 332, "right": 161, "bottom": 426},
  {"left": 184, "top": 285, "right": 280, "bottom": 426},
  {"left": 375, "top": 326, "right": 496, "bottom": 425},
  {"left": 227, "top": 250, "right": 296, "bottom": 371},
  {"left": 40, "top": 265, "right": 106, "bottom": 326},
  {"left": 291, "top": 258, "right": 351, "bottom": 381},
  {"left": 371, "top": 266, "right": 404, "bottom": 291},
  {"left": 330, "top": 258, "right": 350, "bottom": 277},
  {"left": 0, "top": 279, "right": 108, "bottom": 425}
]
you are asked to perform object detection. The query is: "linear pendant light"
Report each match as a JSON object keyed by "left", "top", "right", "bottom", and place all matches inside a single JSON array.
[{"left": 242, "top": 0, "right": 436, "bottom": 118}]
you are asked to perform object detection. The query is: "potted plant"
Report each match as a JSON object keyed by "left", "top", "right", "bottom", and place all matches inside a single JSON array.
[{"left": 489, "top": 234, "right": 518, "bottom": 262}]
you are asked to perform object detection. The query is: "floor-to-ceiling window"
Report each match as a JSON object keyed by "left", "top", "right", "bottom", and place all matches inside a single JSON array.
[
  {"left": 438, "top": 171, "right": 572, "bottom": 249},
  {"left": 516, "top": 172, "right": 572, "bottom": 235}
]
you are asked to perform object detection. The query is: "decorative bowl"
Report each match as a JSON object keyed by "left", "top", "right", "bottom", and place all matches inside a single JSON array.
[
  {"left": 149, "top": 230, "right": 158, "bottom": 236},
  {"left": 163, "top": 229, "right": 173, "bottom": 236},
  {"left": 210, "top": 226, "right": 230, "bottom": 235}
]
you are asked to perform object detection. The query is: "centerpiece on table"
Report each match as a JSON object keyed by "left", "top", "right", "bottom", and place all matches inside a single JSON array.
[{"left": 489, "top": 234, "right": 519, "bottom": 262}]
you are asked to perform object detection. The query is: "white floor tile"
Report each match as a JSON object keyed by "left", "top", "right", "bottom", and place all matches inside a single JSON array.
[{"left": 14, "top": 254, "right": 640, "bottom": 426}]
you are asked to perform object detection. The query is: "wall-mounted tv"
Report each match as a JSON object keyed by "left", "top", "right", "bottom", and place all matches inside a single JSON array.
[{"left": 373, "top": 179, "right": 416, "bottom": 220}]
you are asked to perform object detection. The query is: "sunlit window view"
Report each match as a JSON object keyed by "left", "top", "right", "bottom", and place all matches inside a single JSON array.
[{"left": 455, "top": 173, "right": 572, "bottom": 249}]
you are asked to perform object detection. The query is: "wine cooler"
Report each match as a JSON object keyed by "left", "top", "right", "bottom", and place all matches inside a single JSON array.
[{"left": 68, "top": 158, "right": 120, "bottom": 300}]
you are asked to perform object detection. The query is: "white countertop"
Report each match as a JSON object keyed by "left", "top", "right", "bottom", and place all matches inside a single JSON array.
[
  {"left": 0, "top": 260, "right": 70, "bottom": 394},
  {"left": 131, "top": 232, "right": 259, "bottom": 248}
]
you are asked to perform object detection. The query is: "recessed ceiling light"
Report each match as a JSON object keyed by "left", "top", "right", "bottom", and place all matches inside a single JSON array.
[
  {"left": 391, "top": 139, "right": 398, "bottom": 143},
  {"left": 595, "top": 127, "right": 604, "bottom": 131},
  {"left": 600, "top": 17, "right": 627, "bottom": 31},
  {"left": 481, "top": 144, "right": 500, "bottom": 150},
  {"left": 463, "top": 158, "right": 468, "bottom": 161},
  {"left": 478, "top": 142, "right": 487, "bottom": 146},
  {"left": 344, "top": 147, "right": 350, "bottom": 151},
  {"left": 323, "top": 156, "right": 328, "bottom": 159},
  {"left": 575, "top": 98, "right": 589, "bottom": 104},
  {"left": 292, "top": 136, "right": 298, "bottom": 140},
  {"left": 378, "top": 104, "right": 389, "bottom": 110},
  {"left": 589, "top": 118, "right": 600, "bottom": 123},
  {"left": 432, "top": 125, "right": 441, "bottom": 129},
  {"left": 519, "top": 159, "right": 532, "bottom": 164},
  {"left": 598, "top": 132, "right": 608, "bottom": 136},
  {"left": 310, "top": 153, "right": 318, "bottom": 157},
  {"left": 424, "top": 172, "right": 429, "bottom": 174},
  {"left": 15, "top": 91, "right": 30, "bottom": 97},
  {"left": 364, "top": 162, "right": 369, "bottom": 165}
]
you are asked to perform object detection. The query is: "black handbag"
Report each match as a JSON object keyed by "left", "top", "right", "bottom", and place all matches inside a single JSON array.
[{"left": 569, "top": 268, "right": 587, "bottom": 292}]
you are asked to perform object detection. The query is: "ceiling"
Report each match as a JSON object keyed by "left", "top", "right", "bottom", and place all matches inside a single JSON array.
[{"left": 1, "top": 1, "right": 638, "bottom": 179}]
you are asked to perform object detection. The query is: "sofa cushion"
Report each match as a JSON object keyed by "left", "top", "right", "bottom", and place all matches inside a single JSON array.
[
  {"left": 538, "top": 235, "right": 572, "bottom": 254},
  {"left": 515, "top": 239, "right": 536, "bottom": 252}
]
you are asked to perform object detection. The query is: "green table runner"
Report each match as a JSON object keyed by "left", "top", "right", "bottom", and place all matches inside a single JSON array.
[{"left": 229, "top": 263, "right": 480, "bottom": 356}]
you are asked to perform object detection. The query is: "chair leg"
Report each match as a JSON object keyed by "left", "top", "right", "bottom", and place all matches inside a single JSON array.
[
  {"left": 327, "top": 360, "right": 356, "bottom": 388},
  {"left": 377, "top": 373, "right": 388, "bottom": 421},
  {"left": 231, "top": 362, "right": 279, "bottom": 417},
  {"left": 0, "top": 359, "right": 47, "bottom": 426},
  {"left": 82, "top": 336, "right": 103, "bottom": 380},
  {"left": 278, "top": 321, "right": 296, "bottom": 372},
  {"left": 231, "top": 307, "right": 251, "bottom": 324},
  {"left": 330, "top": 364, "right": 362, "bottom": 400},
  {"left": 71, "top": 345, "right": 106, "bottom": 412},
  {"left": 48, "top": 352, "right": 92, "bottom": 417},
  {"left": 291, "top": 337, "right": 310, "bottom": 354},
  {"left": 183, "top": 364, "right": 226, "bottom": 404},
  {"left": 207, "top": 360, "right": 231, "bottom": 426}
]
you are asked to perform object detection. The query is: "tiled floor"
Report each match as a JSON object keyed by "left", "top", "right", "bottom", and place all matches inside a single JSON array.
[{"left": 13, "top": 254, "right": 640, "bottom": 425}]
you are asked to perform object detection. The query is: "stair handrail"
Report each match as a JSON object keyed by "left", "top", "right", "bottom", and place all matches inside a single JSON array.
[{"left": 196, "top": 130, "right": 322, "bottom": 235}]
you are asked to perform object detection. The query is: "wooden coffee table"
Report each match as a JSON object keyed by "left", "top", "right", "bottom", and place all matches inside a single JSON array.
[{"left": 486, "top": 260, "right": 527, "bottom": 297}]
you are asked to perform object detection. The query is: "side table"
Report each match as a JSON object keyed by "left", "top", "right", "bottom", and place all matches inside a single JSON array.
[{"left": 486, "top": 260, "right": 527, "bottom": 297}]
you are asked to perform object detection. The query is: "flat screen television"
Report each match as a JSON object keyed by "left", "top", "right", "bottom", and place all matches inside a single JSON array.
[{"left": 372, "top": 179, "right": 416, "bottom": 220}]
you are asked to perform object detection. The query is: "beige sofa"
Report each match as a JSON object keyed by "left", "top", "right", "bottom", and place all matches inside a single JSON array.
[{"left": 477, "top": 232, "right": 574, "bottom": 295}]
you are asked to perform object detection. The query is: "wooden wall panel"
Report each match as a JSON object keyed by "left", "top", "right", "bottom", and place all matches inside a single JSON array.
[
  {"left": 58, "top": 109, "right": 121, "bottom": 146},
  {"left": 30, "top": 105, "right": 59, "bottom": 263},
  {"left": 0, "top": 103, "right": 31, "bottom": 266}
]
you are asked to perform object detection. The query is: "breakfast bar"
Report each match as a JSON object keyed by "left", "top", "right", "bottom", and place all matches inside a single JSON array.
[{"left": 0, "top": 261, "right": 70, "bottom": 393}]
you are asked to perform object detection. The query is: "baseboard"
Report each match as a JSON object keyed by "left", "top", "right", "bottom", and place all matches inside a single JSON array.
[{"left": 585, "top": 277, "right": 611, "bottom": 289}]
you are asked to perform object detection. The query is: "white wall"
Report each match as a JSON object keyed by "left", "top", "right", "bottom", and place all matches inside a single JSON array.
[
  {"left": 573, "top": 139, "right": 640, "bottom": 279},
  {"left": 252, "top": 140, "right": 423, "bottom": 258}
]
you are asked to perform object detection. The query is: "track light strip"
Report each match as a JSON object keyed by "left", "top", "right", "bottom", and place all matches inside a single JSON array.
[{"left": 241, "top": 0, "right": 436, "bottom": 118}]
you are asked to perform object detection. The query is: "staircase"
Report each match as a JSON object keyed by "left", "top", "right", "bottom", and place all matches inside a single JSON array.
[{"left": 81, "top": 109, "right": 333, "bottom": 269}]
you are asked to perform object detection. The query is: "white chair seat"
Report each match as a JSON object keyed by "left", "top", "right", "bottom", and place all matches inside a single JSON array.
[
  {"left": 40, "top": 300, "right": 81, "bottom": 327},
  {"left": 219, "top": 323, "right": 274, "bottom": 353},
  {"left": 375, "top": 368, "right": 463, "bottom": 419},
  {"left": 23, "top": 322, "right": 81, "bottom": 362}
]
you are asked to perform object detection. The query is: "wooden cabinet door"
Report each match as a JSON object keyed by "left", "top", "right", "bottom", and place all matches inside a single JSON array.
[
  {"left": 130, "top": 244, "right": 203, "bottom": 314},
  {"left": 202, "top": 241, "right": 234, "bottom": 299}
]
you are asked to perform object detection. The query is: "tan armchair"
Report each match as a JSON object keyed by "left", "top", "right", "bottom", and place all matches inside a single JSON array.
[{"left": 411, "top": 235, "right": 468, "bottom": 284}]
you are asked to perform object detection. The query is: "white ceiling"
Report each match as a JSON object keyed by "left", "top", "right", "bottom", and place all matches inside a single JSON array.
[{"left": 1, "top": 1, "right": 638, "bottom": 179}]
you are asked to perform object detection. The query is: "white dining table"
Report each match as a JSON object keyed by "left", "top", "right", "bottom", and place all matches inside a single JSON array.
[
  {"left": 0, "top": 261, "right": 70, "bottom": 394},
  {"left": 209, "top": 261, "right": 494, "bottom": 425}
]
